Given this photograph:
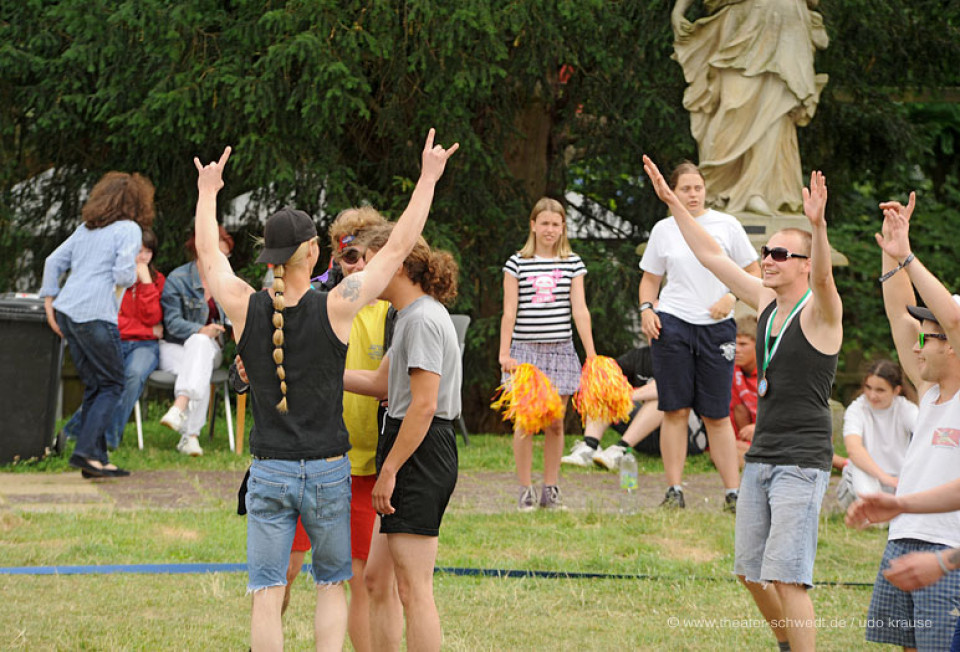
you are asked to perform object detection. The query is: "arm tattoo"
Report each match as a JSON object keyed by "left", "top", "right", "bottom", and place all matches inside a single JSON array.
[{"left": 336, "top": 275, "right": 362, "bottom": 302}]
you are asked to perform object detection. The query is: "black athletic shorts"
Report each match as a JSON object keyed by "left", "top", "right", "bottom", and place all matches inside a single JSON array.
[{"left": 376, "top": 415, "right": 458, "bottom": 537}]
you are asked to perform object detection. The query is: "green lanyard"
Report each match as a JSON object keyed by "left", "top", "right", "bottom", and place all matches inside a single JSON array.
[{"left": 759, "top": 289, "right": 811, "bottom": 397}]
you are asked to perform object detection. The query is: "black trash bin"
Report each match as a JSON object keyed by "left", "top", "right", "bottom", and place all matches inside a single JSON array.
[{"left": 0, "top": 294, "right": 64, "bottom": 464}]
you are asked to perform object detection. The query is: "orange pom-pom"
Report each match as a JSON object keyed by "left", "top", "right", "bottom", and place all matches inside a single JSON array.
[
  {"left": 491, "top": 363, "right": 564, "bottom": 435},
  {"left": 572, "top": 356, "right": 634, "bottom": 426}
]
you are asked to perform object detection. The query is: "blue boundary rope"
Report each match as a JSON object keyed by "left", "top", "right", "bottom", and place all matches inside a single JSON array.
[{"left": 0, "top": 563, "right": 874, "bottom": 586}]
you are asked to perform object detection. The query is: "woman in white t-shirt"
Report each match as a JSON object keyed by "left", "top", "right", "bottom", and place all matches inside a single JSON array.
[
  {"left": 837, "top": 359, "right": 918, "bottom": 509},
  {"left": 639, "top": 161, "right": 759, "bottom": 511}
]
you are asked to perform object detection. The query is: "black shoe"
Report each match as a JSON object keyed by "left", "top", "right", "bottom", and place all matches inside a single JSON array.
[
  {"left": 85, "top": 466, "right": 131, "bottom": 478},
  {"left": 660, "top": 487, "right": 685, "bottom": 509},
  {"left": 723, "top": 492, "right": 738, "bottom": 514},
  {"left": 69, "top": 455, "right": 106, "bottom": 478}
]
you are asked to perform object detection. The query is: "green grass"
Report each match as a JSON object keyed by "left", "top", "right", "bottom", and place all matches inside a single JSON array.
[{"left": 0, "top": 406, "right": 894, "bottom": 650}]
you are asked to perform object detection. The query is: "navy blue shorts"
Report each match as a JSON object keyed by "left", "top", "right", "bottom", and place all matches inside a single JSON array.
[{"left": 650, "top": 311, "right": 736, "bottom": 419}]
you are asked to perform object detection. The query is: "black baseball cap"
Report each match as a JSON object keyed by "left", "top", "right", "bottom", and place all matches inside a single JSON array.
[
  {"left": 255, "top": 208, "right": 317, "bottom": 265},
  {"left": 906, "top": 295, "right": 960, "bottom": 324}
]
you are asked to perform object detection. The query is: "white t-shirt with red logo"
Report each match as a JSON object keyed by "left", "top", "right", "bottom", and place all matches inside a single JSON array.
[{"left": 889, "top": 385, "right": 960, "bottom": 547}]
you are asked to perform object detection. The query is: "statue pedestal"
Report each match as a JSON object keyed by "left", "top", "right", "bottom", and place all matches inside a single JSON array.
[{"left": 733, "top": 211, "right": 849, "bottom": 266}]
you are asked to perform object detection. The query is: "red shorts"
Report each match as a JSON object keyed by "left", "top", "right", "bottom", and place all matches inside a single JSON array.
[{"left": 290, "top": 474, "right": 378, "bottom": 560}]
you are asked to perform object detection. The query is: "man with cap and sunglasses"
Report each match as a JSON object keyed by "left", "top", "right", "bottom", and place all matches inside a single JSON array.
[
  {"left": 643, "top": 156, "right": 842, "bottom": 652},
  {"left": 191, "top": 129, "right": 458, "bottom": 652},
  {"left": 854, "top": 191, "right": 960, "bottom": 652}
]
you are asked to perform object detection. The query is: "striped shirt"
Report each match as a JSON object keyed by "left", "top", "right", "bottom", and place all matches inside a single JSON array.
[
  {"left": 40, "top": 221, "right": 142, "bottom": 324},
  {"left": 503, "top": 253, "right": 587, "bottom": 342}
]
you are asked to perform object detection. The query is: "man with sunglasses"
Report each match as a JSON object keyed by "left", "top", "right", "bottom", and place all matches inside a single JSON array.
[
  {"left": 643, "top": 157, "right": 842, "bottom": 652},
  {"left": 857, "top": 192, "right": 960, "bottom": 652}
]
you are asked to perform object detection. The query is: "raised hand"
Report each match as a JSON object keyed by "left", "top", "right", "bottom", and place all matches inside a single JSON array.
[
  {"left": 194, "top": 146, "right": 232, "bottom": 194},
  {"left": 420, "top": 128, "right": 460, "bottom": 183},
  {"left": 801, "top": 170, "right": 827, "bottom": 228},
  {"left": 642, "top": 155, "right": 680, "bottom": 207},
  {"left": 874, "top": 192, "right": 915, "bottom": 261}
]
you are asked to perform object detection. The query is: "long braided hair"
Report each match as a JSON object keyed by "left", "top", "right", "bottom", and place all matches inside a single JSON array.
[{"left": 269, "top": 237, "right": 316, "bottom": 413}]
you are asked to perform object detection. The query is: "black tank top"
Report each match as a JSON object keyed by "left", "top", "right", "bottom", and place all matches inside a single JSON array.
[
  {"left": 745, "top": 301, "right": 838, "bottom": 471},
  {"left": 237, "top": 289, "right": 350, "bottom": 459}
]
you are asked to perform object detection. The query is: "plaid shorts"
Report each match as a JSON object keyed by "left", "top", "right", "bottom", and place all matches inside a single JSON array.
[
  {"left": 503, "top": 339, "right": 582, "bottom": 396},
  {"left": 866, "top": 538, "right": 960, "bottom": 650}
]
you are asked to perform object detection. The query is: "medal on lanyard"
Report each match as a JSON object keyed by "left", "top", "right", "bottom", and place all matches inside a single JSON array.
[{"left": 758, "top": 289, "right": 811, "bottom": 397}]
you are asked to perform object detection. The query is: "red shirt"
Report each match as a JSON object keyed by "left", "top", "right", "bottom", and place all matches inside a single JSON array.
[
  {"left": 730, "top": 364, "right": 758, "bottom": 439},
  {"left": 117, "top": 272, "right": 165, "bottom": 340}
]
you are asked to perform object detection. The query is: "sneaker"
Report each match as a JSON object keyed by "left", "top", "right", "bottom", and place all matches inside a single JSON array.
[
  {"left": 517, "top": 485, "right": 538, "bottom": 512},
  {"left": 724, "top": 491, "right": 738, "bottom": 514},
  {"left": 593, "top": 445, "right": 626, "bottom": 471},
  {"left": 160, "top": 406, "right": 187, "bottom": 433},
  {"left": 540, "top": 485, "right": 567, "bottom": 510},
  {"left": 561, "top": 441, "right": 596, "bottom": 467},
  {"left": 660, "top": 486, "right": 685, "bottom": 509},
  {"left": 176, "top": 435, "right": 204, "bottom": 457}
]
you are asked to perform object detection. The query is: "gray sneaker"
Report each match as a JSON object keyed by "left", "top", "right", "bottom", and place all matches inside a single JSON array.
[
  {"left": 540, "top": 484, "right": 567, "bottom": 510},
  {"left": 660, "top": 486, "right": 685, "bottom": 509},
  {"left": 517, "top": 485, "right": 538, "bottom": 512}
]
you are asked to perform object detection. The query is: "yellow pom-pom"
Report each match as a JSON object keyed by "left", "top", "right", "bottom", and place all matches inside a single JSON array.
[
  {"left": 490, "top": 363, "right": 564, "bottom": 435},
  {"left": 572, "top": 356, "right": 634, "bottom": 426}
]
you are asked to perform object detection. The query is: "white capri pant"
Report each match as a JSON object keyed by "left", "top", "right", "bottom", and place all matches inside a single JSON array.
[
  {"left": 835, "top": 463, "right": 896, "bottom": 510},
  {"left": 159, "top": 334, "right": 222, "bottom": 436}
]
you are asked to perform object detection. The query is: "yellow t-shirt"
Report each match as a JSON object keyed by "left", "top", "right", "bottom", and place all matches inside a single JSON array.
[{"left": 345, "top": 300, "right": 390, "bottom": 476}]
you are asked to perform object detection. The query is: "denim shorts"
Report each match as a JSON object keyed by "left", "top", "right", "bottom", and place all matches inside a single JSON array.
[
  {"left": 650, "top": 312, "right": 736, "bottom": 419},
  {"left": 245, "top": 456, "right": 352, "bottom": 592},
  {"left": 734, "top": 462, "right": 830, "bottom": 588},
  {"left": 866, "top": 538, "right": 960, "bottom": 650}
]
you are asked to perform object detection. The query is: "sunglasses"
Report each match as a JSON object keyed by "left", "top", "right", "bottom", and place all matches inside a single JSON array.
[
  {"left": 339, "top": 247, "right": 364, "bottom": 265},
  {"left": 761, "top": 246, "right": 809, "bottom": 262},
  {"left": 918, "top": 332, "right": 948, "bottom": 349}
]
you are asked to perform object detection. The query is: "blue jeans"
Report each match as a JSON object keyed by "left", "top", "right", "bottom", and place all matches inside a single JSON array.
[
  {"left": 245, "top": 456, "right": 352, "bottom": 592},
  {"left": 56, "top": 313, "right": 124, "bottom": 464},
  {"left": 734, "top": 462, "right": 830, "bottom": 588},
  {"left": 63, "top": 339, "right": 159, "bottom": 448}
]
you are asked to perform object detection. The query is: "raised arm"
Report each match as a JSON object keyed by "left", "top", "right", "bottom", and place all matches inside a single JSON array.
[
  {"left": 193, "top": 147, "right": 254, "bottom": 339},
  {"left": 876, "top": 193, "right": 960, "bottom": 390},
  {"left": 326, "top": 129, "right": 458, "bottom": 341},
  {"left": 642, "top": 155, "right": 764, "bottom": 309},
  {"left": 801, "top": 171, "right": 843, "bottom": 332},
  {"left": 876, "top": 194, "right": 925, "bottom": 391}
]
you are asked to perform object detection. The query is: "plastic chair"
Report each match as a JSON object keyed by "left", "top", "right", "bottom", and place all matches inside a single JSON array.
[
  {"left": 449, "top": 314, "right": 471, "bottom": 446},
  {"left": 133, "top": 368, "right": 235, "bottom": 452}
]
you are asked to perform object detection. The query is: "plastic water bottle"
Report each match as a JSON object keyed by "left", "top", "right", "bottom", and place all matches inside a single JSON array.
[
  {"left": 262, "top": 264, "right": 275, "bottom": 289},
  {"left": 619, "top": 449, "right": 639, "bottom": 514}
]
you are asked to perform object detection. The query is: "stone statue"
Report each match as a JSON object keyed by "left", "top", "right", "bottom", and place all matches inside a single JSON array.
[{"left": 672, "top": 0, "right": 829, "bottom": 215}]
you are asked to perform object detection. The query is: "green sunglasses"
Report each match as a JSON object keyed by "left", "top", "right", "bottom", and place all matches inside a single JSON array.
[{"left": 918, "top": 332, "right": 948, "bottom": 349}]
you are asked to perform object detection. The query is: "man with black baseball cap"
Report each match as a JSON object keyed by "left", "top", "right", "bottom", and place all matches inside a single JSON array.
[
  {"left": 860, "top": 191, "right": 960, "bottom": 651},
  {"left": 191, "top": 129, "right": 458, "bottom": 651}
]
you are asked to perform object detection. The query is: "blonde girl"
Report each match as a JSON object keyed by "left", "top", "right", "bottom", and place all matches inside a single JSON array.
[{"left": 499, "top": 197, "right": 597, "bottom": 511}]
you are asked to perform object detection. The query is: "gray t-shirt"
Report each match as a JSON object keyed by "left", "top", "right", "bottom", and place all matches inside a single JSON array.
[{"left": 386, "top": 295, "right": 462, "bottom": 420}]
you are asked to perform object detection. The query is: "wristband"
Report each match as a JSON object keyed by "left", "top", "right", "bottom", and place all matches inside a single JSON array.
[
  {"left": 640, "top": 301, "right": 654, "bottom": 313},
  {"left": 935, "top": 550, "right": 951, "bottom": 575},
  {"left": 878, "top": 253, "right": 915, "bottom": 284}
]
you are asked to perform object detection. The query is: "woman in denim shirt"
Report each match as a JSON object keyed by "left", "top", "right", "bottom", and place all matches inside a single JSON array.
[
  {"left": 157, "top": 226, "right": 233, "bottom": 456},
  {"left": 40, "top": 171, "right": 154, "bottom": 478}
]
